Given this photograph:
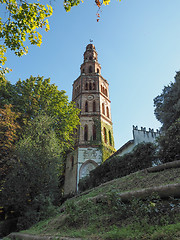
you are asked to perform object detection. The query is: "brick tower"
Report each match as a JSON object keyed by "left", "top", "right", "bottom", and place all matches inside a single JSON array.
[{"left": 64, "top": 43, "right": 115, "bottom": 195}]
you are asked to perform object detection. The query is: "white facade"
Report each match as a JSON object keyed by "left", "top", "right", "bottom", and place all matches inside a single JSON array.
[{"left": 113, "top": 126, "right": 160, "bottom": 158}]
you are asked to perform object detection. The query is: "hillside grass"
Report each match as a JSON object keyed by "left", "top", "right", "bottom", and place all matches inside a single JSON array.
[{"left": 7, "top": 167, "right": 180, "bottom": 240}]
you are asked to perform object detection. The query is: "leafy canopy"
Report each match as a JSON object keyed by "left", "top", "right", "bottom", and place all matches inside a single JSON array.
[
  {"left": 0, "top": 114, "right": 61, "bottom": 229},
  {"left": 0, "top": 0, "right": 52, "bottom": 75},
  {"left": 154, "top": 71, "right": 180, "bottom": 131},
  {"left": 0, "top": 75, "right": 80, "bottom": 151}
]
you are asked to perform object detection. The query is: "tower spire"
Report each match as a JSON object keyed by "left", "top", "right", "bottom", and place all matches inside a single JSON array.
[{"left": 64, "top": 43, "right": 115, "bottom": 195}]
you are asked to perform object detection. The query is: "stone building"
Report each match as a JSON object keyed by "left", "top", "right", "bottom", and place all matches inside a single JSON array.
[
  {"left": 109, "top": 125, "right": 160, "bottom": 158},
  {"left": 64, "top": 43, "right": 115, "bottom": 195}
]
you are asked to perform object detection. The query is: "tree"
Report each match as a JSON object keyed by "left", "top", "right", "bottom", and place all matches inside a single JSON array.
[
  {"left": 1, "top": 76, "right": 80, "bottom": 152},
  {"left": 0, "top": 77, "right": 17, "bottom": 108},
  {"left": 1, "top": 114, "right": 61, "bottom": 229},
  {"left": 0, "top": 104, "right": 20, "bottom": 189},
  {"left": 0, "top": 0, "right": 115, "bottom": 73},
  {"left": 157, "top": 118, "right": 180, "bottom": 163},
  {"left": 154, "top": 71, "right": 180, "bottom": 131},
  {"left": 0, "top": 0, "right": 53, "bottom": 73}
]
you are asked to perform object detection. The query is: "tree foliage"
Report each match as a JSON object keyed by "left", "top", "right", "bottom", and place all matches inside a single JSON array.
[
  {"left": 1, "top": 114, "right": 61, "bottom": 229},
  {"left": 0, "top": 0, "right": 119, "bottom": 73},
  {"left": 154, "top": 71, "right": 180, "bottom": 131},
  {"left": 157, "top": 118, "right": 180, "bottom": 163},
  {"left": 0, "top": 0, "right": 53, "bottom": 71},
  {"left": 0, "top": 75, "right": 80, "bottom": 152},
  {"left": 0, "top": 104, "right": 20, "bottom": 190}
]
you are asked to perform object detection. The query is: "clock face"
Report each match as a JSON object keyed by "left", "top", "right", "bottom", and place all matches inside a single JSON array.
[{"left": 87, "top": 95, "right": 94, "bottom": 101}]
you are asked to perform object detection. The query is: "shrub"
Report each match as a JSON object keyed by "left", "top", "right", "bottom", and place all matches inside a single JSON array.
[{"left": 79, "top": 143, "right": 156, "bottom": 192}]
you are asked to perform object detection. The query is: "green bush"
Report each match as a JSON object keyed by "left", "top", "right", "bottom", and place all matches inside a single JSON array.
[
  {"left": 79, "top": 143, "right": 156, "bottom": 192},
  {"left": 157, "top": 118, "right": 180, "bottom": 163}
]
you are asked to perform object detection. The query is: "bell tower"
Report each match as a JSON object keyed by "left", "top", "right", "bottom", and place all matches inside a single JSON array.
[{"left": 64, "top": 43, "right": 115, "bottom": 195}]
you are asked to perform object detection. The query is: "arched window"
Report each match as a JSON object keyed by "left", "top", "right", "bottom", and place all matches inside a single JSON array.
[
  {"left": 89, "top": 56, "right": 92, "bottom": 60},
  {"left": 85, "top": 101, "right": 88, "bottom": 112},
  {"left": 102, "top": 103, "right": 105, "bottom": 115},
  {"left": 97, "top": 68, "right": 99, "bottom": 74},
  {"left": 106, "top": 106, "right": 109, "bottom": 118},
  {"left": 93, "top": 100, "right": 96, "bottom": 112},
  {"left": 109, "top": 131, "right": 112, "bottom": 146},
  {"left": 82, "top": 68, "right": 85, "bottom": 73},
  {"left": 105, "top": 89, "right": 107, "bottom": 96},
  {"left": 104, "top": 127, "right": 107, "bottom": 143},
  {"left": 93, "top": 125, "right": 96, "bottom": 141},
  {"left": 93, "top": 82, "right": 96, "bottom": 90},
  {"left": 89, "top": 82, "right": 92, "bottom": 90},
  {"left": 84, "top": 125, "right": 88, "bottom": 141},
  {"left": 71, "top": 156, "right": 74, "bottom": 169},
  {"left": 89, "top": 66, "right": 92, "bottom": 73},
  {"left": 85, "top": 82, "right": 88, "bottom": 90}
]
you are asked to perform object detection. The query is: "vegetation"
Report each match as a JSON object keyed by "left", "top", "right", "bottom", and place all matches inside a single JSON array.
[
  {"left": 0, "top": 0, "right": 115, "bottom": 74},
  {"left": 154, "top": 71, "right": 180, "bottom": 163},
  {"left": 0, "top": 76, "right": 80, "bottom": 234},
  {"left": 154, "top": 71, "right": 180, "bottom": 131},
  {"left": 8, "top": 166, "right": 180, "bottom": 240},
  {"left": 79, "top": 142, "right": 156, "bottom": 192}
]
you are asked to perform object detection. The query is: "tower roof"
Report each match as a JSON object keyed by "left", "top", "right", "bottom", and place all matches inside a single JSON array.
[{"left": 86, "top": 44, "right": 96, "bottom": 51}]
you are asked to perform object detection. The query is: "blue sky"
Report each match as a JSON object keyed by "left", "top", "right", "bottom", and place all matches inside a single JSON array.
[{"left": 4, "top": 0, "right": 180, "bottom": 149}]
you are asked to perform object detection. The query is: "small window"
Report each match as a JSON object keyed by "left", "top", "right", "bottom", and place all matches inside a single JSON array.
[
  {"left": 104, "top": 127, "right": 107, "bottom": 143},
  {"left": 93, "top": 101, "right": 96, "bottom": 112},
  {"left": 89, "top": 82, "right": 92, "bottom": 90},
  {"left": 89, "top": 66, "right": 92, "bottom": 73},
  {"left": 71, "top": 156, "right": 74, "bottom": 169},
  {"left": 102, "top": 103, "right": 105, "bottom": 115},
  {"left": 109, "top": 131, "right": 112, "bottom": 146},
  {"left": 93, "top": 82, "right": 96, "bottom": 90},
  {"left": 85, "top": 83, "right": 88, "bottom": 90},
  {"left": 93, "top": 125, "right": 96, "bottom": 141},
  {"left": 106, "top": 106, "right": 109, "bottom": 118},
  {"left": 105, "top": 89, "right": 107, "bottom": 96},
  {"left": 84, "top": 125, "right": 88, "bottom": 141},
  {"left": 97, "top": 68, "right": 99, "bottom": 73},
  {"left": 89, "top": 56, "right": 92, "bottom": 60},
  {"left": 85, "top": 101, "right": 88, "bottom": 112},
  {"left": 82, "top": 68, "right": 85, "bottom": 73}
]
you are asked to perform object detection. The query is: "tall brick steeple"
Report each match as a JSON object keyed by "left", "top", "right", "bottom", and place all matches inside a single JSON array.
[{"left": 64, "top": 44, "right": 115, "bottom": 195}]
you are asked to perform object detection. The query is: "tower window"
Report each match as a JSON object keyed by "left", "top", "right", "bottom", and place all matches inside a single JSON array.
[
  {"left": 102, "top": 103, "right": 105, "bottom": 115},
  {"left": 93, "top": 82, "right": 96, "bottom": 90},
  {"left": 97, "top": 68, "right": 99, "bottom": 73},
  {"left": 71, "top": 156, "right": 74, "bottom": 169},
  {"left": 93, "top": 125, "right": 96, "bottom": 141},
  {"left": 101, "top": 85, "right": 103, "bottom": 92},
  {"left": 84, "top": 125, "right": 88, "bottom": 141},
  {"left": 89, "top": 66, "right": 92, "bottom": 73},
  {"left": 82, "top": 68, "right": 85, "bottom": 73},
  {"left": 106, "top": 106, "right": 109, "bottom": 118},
  {"left": 93, "top": 100, "right": 96, "bottom": 112},
  {"left": 109, "top": 131, "right": 112, "bottom": 146},
  {"left": 85, "top": 82, "right": 88, "bottom": 90},
  {"left": 89, "top": 82, "right": 92, "bottom": 90},
  {"left": 89, "top": 56, "right": 92, "bottom": 60},
  {"left": 105, "top": 89, "right": 107, "bottom": 96},
  {"left": 104, "top": 127, "right": 107, "bottom": 143},
  {"left": 85, "top": 101, "right": 88, "bottom": 112}
]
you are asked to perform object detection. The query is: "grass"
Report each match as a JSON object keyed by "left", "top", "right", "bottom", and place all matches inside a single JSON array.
[{"left": 14, "top": 167, "right": 180, "bottom": 240}]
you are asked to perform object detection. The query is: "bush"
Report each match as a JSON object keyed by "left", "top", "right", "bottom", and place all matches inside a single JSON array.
[
  {"left": 157, "top": 118, "right": 180, "bottom": 163},
  {"left": 79, "top": 143, "right": 156, "bottom": 192}
]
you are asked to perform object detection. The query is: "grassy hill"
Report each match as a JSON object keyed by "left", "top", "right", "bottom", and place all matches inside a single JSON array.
[{"left": 5, "top": 166, "right": 180, "bottom": 240}]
